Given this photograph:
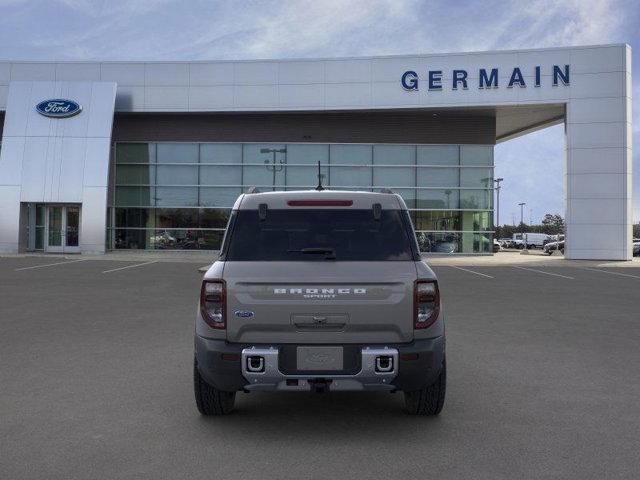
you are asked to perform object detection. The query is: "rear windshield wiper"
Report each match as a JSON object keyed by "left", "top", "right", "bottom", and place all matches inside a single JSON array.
[{"left": 287, "top": 247, "right": 337, "bottom": 260}]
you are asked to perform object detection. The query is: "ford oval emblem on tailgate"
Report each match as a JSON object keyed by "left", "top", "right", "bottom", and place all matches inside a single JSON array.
[{"left": 234, "top": 310, "right": 254, "bottom": 318}]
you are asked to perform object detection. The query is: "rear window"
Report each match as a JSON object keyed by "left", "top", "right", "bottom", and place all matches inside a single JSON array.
[{"left": 224, "top": 209, "right": 417, "bottom": 261}]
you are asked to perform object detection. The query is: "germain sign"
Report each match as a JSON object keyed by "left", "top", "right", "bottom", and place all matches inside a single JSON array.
[
  {"left": 36, "top": 99, "right": 82, "bottom": 118},
  {"left": 401, "top": 65, "right": 570, "bottom": 91}
]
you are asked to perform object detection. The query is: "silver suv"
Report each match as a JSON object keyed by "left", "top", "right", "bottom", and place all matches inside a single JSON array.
[{"left": 194, "top": 190, "right": 446, "bottom": 415}]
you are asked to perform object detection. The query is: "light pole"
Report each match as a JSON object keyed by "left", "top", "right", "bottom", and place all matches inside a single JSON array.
[
  {"left": 494, "top": 178, "right": 503, "bottom": 227},
  {"left": 518, "top": 202, "right": 526, "bottom": 226},
  {"left": 261, "top": 147, "right": 287, "bottom": 191},
  {"left": 518, "top": 202, "right": 527, "bottom": 252}
]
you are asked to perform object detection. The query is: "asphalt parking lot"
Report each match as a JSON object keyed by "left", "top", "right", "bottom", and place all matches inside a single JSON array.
[{"left": 1, "top": 256, "right": 640, "bottom": 479}]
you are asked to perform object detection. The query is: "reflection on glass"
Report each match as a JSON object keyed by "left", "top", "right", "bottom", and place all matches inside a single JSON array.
[
  {"left": 461, "top": 145, "right": 493, "bottom": 165},
  {"left": 200, "top": 144, "right": 242, "bottom": 164},
  {"left": 418, "top": 168, "right": 459, "bottom": 187},
  {"left": 115, "top": 208, "right": 153, "bottom": 228},
  {"left": 373, "top": 145, "right": 415, "bottom": 165},
  {"left": 200, "top": 165, "right": 242, "bottom": 185},
  {"left": 287, "top": 144, "right": 328, "bottom": 165},
  {"left": 115, "top": 186, "right": 154, "bottom": 207},
  {"left": 155, "top": 187, "right": 198, "bottom": 207},
  {"left": 412, "top": 211, "right": 461, "bottom": 231},
  {"left": 417, "top": 146, "right": 459, "bottom": 165},
  {"left": 416, "top": 189, "right": 459, "bottom": 209},
  {"left": 416, "top": 232, "right": 460, "bottom": 253},
  {"left": 372, "top": 145, "right": 414, "bottom": 187},
  {"left": 114, "top": 208, "right": 231, "bottom": 229},
  {"left": 460, "top": 189, "right": 492, "bottom": 209},
  {"left": 286, "top": 165, "right": 328, "bottom": 187},
  {"left": 330, "top": 144, "right": 371, "bottom": 165},
  {"left": 66, "top": 207, "right": 80, "bottom": 247},
  {"left": 113, "top": 229, "right": 225, "bottom": 250},
  {"left": 157, "top": 165, "right": 198, "bottom": 185},
  {"left": 35, "top": 227, "right": 44, "bottom": 250},
  {"left": 416, "top": 232, "right": 493, "bottom": 253},
  {"left": 112, "top": 142, "right": 495, "bottom": 253},
  {"left": 461, "top": 211, "right": 492, "bottom": 231},
  {"left": 48, "top": 207, "right": 63, "bottom": 246},
  {"left": 116, "top": 143, "right": 155, "bottom": 164},
  {"left": 36, "top": 205, "right": 45, "bottom": 226},
  {"left": 460, "top": 168, "right": 493, "bottom": 188},
  {"left": 199, "top": 188, "right": 242, "bottom": 207},
  {"left": 157, "top": 143, "right": 198, "bottom": 164},
  {"left": 329, "top": 166, "right": 371, "bottom": 187}
]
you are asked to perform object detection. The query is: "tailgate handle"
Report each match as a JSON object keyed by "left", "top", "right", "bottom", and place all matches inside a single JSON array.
[
  {"left": 293, "top": 315, "right": 346, "bottom": 331},
  {"left": 292, "top": 314, "right": 348, "bottom": 331}
]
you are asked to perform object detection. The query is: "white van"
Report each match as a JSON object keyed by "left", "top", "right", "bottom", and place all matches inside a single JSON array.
[{"left": 512, "top": 233, "right": 552, "bottom": 249}]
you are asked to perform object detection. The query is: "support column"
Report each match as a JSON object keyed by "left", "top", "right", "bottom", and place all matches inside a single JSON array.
[{"left": 564, "top": 45, "right": 632, "bottom": 260}]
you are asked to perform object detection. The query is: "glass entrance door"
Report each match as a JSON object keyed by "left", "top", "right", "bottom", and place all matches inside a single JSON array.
[
  {"left": 65, "top": 206, "right": 80, "bottom": 252},
  {"left": 47, "top": 207, "right": 64, "bottom": 253},
  {"left": 45, "top": 205, "right": 81, "bottom": 253}
]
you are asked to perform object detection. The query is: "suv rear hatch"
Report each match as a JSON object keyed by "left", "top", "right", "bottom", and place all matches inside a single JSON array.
[{"left": 220, "top": 206, "right": 419, "bottom": 344}]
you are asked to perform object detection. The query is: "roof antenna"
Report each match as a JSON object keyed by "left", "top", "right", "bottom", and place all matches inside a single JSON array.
[{"left": 315, "top": 161, "right": 324, "bottom": 191}]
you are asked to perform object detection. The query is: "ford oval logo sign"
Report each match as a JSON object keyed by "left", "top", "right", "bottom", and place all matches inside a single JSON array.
[
  {"left": 36, "top": 99, "right": 82, "bottom": 118},
  {"left": 234, "top": 310, "right": 254, "bottom": 318}
]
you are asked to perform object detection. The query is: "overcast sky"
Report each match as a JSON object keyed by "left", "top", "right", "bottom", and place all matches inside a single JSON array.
[{"left": 0, "top": 0, "right": 637, "bottom": 225}]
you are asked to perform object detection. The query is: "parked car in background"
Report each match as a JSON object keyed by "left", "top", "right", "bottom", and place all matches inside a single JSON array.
[
  {"left": 493, "top": 239, "right": 501, "bottom": 253},
  {"left": 513, "top": 233, "right": 553, "bottom": 249},
  {"left": 633, "top": 238, "right": 640, "bottom": 256},
  {"left": 498, "top": 238, "right": 515, "bottom": 248},
  {"left": 543, "top": 240, "right": 565, "bottom": 255}
]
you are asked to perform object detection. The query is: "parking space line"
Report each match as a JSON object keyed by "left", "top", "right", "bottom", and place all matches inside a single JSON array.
[
  {"left": 513, "top": 266, "right": 574, "bottom": 280},
  {"left": 15, "top": 259, "right": 86, "bottom": 271},
  {"left": 580, "top": 267, "right": 640, "bottom": 279},
  {"left": 102, "top": 261, "right": 158, "bottom": 274},
  {"left": 449, "top": 266, "right": 494, "bottom": 278}
]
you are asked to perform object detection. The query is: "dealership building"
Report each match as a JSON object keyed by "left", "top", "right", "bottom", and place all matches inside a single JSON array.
[{"left": 0, "top": 44, "right": 633, "bottom": 259}]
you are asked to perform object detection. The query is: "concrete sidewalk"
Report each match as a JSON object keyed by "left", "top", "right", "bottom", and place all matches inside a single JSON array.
[
  {"left": 423, "top": 251, "right": 640, "bottom": 268},
  {"left": 0, "top": 250, "right": 217, "bottom": 264}
]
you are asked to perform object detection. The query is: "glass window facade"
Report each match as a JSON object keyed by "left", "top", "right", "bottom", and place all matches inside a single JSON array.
[{"left": 110, "top": 142, "right": 494, "bottom": 253}]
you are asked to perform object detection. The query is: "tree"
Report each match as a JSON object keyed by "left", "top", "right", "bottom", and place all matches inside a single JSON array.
[
  {"left": 542, "top": 214, "right": 564, "bottom": 229},
  {"left": 494, "top": 214, "right": 565, "bottom": 238}
]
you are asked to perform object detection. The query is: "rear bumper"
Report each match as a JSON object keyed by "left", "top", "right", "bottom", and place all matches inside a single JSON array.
[{"left": 194, "top": 335, "right": 445, "bottom": 393}]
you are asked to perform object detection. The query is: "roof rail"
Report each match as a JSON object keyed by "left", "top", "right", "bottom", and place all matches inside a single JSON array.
[
  {"left": 379, "top": 188, "right": 395, "bottom": 194},
  {"left": 246, "top": 186, "right": 261, "bottom": 194}
]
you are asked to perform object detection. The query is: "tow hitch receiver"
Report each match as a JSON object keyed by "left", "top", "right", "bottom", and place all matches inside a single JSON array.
[
  {"left": 375, "top": 355, "right": 394, "bottom": 373},
  {"left": 246, "top": 355, "right": 265, "bottom": 373},
  {"left": 308, "top": 378, "right": 332, "bottom": 393}
]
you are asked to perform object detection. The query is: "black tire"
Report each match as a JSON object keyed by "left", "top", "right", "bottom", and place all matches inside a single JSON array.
[
  {"left": 194, "top": 358, "right": 236, "bottom": 415},
  {"left": 403, "top": 358, "right": 446, "bottom": 415}
]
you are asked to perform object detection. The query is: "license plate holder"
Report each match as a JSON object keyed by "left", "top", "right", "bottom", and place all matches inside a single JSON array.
[{"left": 296, "top": 346, "right": 344, "bottom": 371}]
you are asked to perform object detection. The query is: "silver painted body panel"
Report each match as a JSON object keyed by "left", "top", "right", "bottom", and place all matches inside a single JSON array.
[{"left": 197, "top": 190, "right": 442, "bottom": 345}]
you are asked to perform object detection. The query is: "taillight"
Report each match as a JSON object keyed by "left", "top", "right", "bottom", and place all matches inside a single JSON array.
[
  {"left": 200, "top": 279, "right": 226, "bottom": 329},
  {"left": 414, "top": 280, "right": 440, "bottom": 329}
]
